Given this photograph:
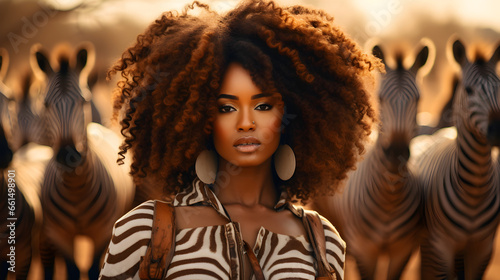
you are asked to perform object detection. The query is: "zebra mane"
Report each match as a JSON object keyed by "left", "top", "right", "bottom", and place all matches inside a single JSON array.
[
  {"left": 58, "top": 57, "right": 70, "bottom": 75},
  {"left": 20, "top": 72, "right": 32, "bottom": 103},
  {"left": 52, "top": 42, "right": 73, "bottom": 74},
  {"left": 395, "top": 51, "right": 404, "bottom": 70}
]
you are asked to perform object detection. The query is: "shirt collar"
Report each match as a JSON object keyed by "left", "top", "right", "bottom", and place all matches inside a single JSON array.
[{"left": 173, "top": 179, "right": 300, "bottom": 220}]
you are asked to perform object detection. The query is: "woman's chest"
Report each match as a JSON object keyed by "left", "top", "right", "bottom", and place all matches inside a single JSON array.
[{"left": 165, "top": 223, "right": 316, "bottom": 280}]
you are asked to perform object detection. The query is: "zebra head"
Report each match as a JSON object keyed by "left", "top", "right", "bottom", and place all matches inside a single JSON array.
[
  {"left": 30, "top": 43, "right": 95, "bottom": 169},
  {"left": 452, "top": 39, "right": 500, "bottom": 146},
  {"left": 372, "top": 43, "right": 430, "bottom": 168}
]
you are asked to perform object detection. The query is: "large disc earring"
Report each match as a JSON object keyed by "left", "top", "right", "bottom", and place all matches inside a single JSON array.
[
  {"left": 195, "top": 150, "right": 218, "bottom": 184},
  {"left": 274, "top": 145, "right": 296, "bottom": 181}
]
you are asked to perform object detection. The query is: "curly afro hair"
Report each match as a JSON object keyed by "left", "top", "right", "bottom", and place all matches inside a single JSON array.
[{"left": 109, "top": 0, "right": 380, "bottom": 203}]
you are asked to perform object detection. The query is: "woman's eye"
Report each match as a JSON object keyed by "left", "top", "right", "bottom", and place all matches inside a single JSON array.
[
  {"left": 219, "top": 105, "right": 235, "bottom": 113},
  {"left": 255, "top": 104, "right": 272, "bottom": 111}
]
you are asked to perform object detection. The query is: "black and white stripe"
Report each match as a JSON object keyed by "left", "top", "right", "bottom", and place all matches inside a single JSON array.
[{"left": 412, "top": 39, "right": 500, "bottom": 279}]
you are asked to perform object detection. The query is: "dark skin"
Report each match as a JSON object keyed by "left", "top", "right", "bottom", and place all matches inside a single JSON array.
[{"left": 175, "top": 63, "right": 306, "bottom": 279}]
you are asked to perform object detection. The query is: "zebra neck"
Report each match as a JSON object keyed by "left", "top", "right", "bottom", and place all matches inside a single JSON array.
[{"left": 455, "top": 128, "right": 494, "bottom": 188}]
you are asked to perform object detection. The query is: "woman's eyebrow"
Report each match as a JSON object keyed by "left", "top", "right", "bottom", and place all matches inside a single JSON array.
[
  {"left": 217, "top": 94, "right": 238, "bottom": 100},
  {"left": 251, "top": 93, "right": 271, "bottom": 100},
  {"left": 216, "top": 93, "right": 270, "bottom": 100}
]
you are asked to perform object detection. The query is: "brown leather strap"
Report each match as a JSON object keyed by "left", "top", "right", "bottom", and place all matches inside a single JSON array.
[
  {"left": 243, "top": 241, "right": 265, "bottom": 280},
  {"left": 139, "top": 201, "right": 176, "bottom": 280},
  {"left": 303, "top": 209, "right": 336, "bottom": 280}
]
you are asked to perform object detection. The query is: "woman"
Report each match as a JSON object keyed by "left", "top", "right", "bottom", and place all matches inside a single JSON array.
[{"left": 99, "top": 0, "right": 379, "bottom": 279}]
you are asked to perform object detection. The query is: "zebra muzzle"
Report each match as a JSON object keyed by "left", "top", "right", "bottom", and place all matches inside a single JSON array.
[
  {"left": 383, "top": 141, "right": 410, "bottom": 170},
  {"left": 56, "top": 144, "right": 83, "bottom": 168}
]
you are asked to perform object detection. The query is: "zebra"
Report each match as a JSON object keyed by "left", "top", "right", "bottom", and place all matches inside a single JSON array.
[
  {"left": 0, "top": 49, "right": 52, "bottom": 280},
  {"left": 31, "top": 43, "right": 135, "bottom": 279},
  {"left": 313, "top": 43, "right": 431, "bottom": 279},
  {"left": 411, "top": 39, "right": 500, "bottom": 279}
]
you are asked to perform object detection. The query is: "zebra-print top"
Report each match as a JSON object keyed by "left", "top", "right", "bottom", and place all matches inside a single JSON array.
[{"left": 99, "top": 179, "right": 346, "bottom": 280}]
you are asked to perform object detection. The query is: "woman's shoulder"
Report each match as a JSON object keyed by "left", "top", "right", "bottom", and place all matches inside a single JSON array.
[
  {"left": 301, "top": 209, "right": 346, "bottom": 251},
  {"left": 108, "top": 199, "right": 158, "bottom": 255},
  {"left": 318, "top": 213, "right": 346, "bottom": 257},
  {"left": 99, "top": 200, "right": 158, "bottom": 280},
  {"left": 114, "top": 200, "right": 156, "bottom": 227},
  {"left": 316, "top": 211, "right": 346, "bottom": 279},
  {"left": 317, "top": 213, "right": 345, "bottom": 249}
]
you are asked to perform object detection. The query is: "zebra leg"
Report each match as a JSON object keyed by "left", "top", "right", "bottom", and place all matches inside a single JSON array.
[
  {"left": 88, "top": 247, "right": 106, "bottom": 280},
  {"left": 350, "top": 240, "right": 378, "bottom": 280},
  {"left": 1, "top": 261, "right": 8, "bottom": 280},
  {"left": 15, "top": 248, "right": 32, "bottom": 280},
  {"left": 464, "top": 234, "right": 495, "bottom": 280},
  {"left": 40, "top": 232, "right": 56, "bottom": 279},
  {"left": 65, "top": 257, "right": 80, "bottom": 280},
  {"left": 386, "top": 243, "right": 414, "bottom": 280},
  {"left": 420, "top": 233, "right": 455, "bottom": 280},
  {"left": 455, "top": 252, "right": 464, "bottom": 280}
]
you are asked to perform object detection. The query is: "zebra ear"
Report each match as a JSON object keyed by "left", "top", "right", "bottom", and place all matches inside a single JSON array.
[
  {"left": 489, "top": 42, "right": 500, "bottom": 65},
  {"left": 75, "top": 42, "right": 95, "bottom": 87},
  {"left": 0, "top": 48, "right": 9, "bottom": 82},
  {"left": 410, "top": 46, "right": 429, "bottom": 74},
  {"left": 372, "top": 45, "right": 386, "bottom": 65},
  {"left": 75, "top": 48, "right": 88, "bottom": 74},
  {"left": 30, "top": 44, "right": 53, "bottom": 79},
  {"left": 452, "top": 39, "right": 468, "bottom": 67}
]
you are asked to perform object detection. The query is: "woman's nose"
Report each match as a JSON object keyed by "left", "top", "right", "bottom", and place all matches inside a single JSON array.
[{"left": 237, "top": 112, "right": 256, "bottom": 131}]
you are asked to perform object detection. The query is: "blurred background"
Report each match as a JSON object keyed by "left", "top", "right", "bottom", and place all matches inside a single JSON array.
[{"left": 0, "top": 0, "right": 499, "bottom": 279}]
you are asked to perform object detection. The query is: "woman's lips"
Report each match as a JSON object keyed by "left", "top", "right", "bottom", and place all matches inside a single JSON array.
[{"left": 234, "top": 137, "right": 261, "bottom": 153}]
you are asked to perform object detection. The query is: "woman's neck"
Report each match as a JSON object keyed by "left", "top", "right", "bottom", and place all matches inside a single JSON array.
[{"left": 213, "top": 157, "right": 278, "bottom": 209}]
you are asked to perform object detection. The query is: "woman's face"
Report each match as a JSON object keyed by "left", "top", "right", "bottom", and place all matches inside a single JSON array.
[{"left": 213, "top": 63, "right": 284, "bottom": 167}]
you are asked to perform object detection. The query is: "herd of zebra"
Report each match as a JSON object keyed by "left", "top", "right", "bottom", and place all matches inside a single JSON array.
[
  {"left": 0, "top": 36, "right": 499, "bottom": 280},
  {"left": 0, "top": 43, "right": 135, "bottom": 279},
  {"left": 313, "top": 37, "right": 500, "bottom": 280}
]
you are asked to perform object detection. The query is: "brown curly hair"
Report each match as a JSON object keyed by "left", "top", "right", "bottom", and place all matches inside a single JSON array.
[{"left": 109, "top": 0, "right": 380, "bottom": 202}]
